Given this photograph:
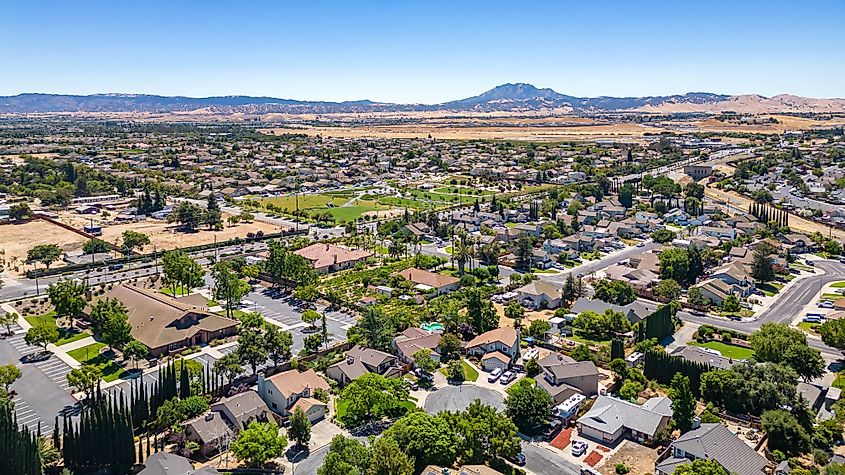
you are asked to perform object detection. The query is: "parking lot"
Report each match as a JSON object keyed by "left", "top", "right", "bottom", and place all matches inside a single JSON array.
[{"left": 0, "top": 332, "right": 79, "bottom": 437}]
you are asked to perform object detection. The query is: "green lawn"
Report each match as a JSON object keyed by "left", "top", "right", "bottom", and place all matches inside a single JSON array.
[
  {"left": 532, "top": 268, "right": 558, "bottom": 274},
  {"left": 160, "top": 285, "right": 193, "bottom": 297},
  {"left": 831, "top": 282, "right": 845, "bottom": 288},
  {"left": 690, "top": 341, "right": 754, "bottom": 360},
  {"left": 261, "top": 193, "right": 348, "bottom": 211},
  {"left": 791, "top": 263, "right": 816, "bottom": 272},
  {"left": 334, "top": 398, "right": 416, "bottom": 424},
  {"left": 377, "top": 196, "right": 437, "bottom": 210},
  {"left": 309, "top": 202, "right": 387, "bottom": 223},
  {"left": 566, "top": 331, "right": 611, "bottom": 348},
  {"left": 215, "top": 309, "right": 248, "bottom": 319},
  {"left": 439, "top": 359, "right": 479, "bottom": 382},
  {"left": 834, "top": 374, "right": 845, "bottom": 390},
  {"left": 67, "top": 342, "right": 128, "bottom": 382},
  {"left": 819, "top": 293, "right": 843, "bottom": 301},
  {"left": 757, "top": 282, "right": 784, "bottom": 297},
  {"left": 24, "top": 312, "right": 91, "bottom": 346},
  {"left": 798, "top": 321, "right": 821, "bottom": 334}
]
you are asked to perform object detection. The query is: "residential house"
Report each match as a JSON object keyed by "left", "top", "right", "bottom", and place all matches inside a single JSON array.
[
  {"left": 696, "top": 226, "right": 737, "bottom": 241},
  {"left": 90, "top": 285, "right": 238, "bottom": 357},
  {"left": 694, "top": 279, "right": 742, "bottom": 307},
  {"left": 138, "top": 452, "right": 219, "bottom": 475},
  {"left": 516, "top": 281, "right": 562, "bottom": 310},
  {"left": 570, "top": 297, "right": 658, "bottom": 325},
  {"left": 669, "top": 345, "right": 737, "bottom": 369},
  {"left": 402, "top": 222, "right": 432, "bottom": 239},
  {"left": 294, "top": 243, "right": 373, "bottom": 274},
  {"left": 655, "top": 423, "right": 769, "bottom": 475},
  {"left": 603, "top": 265, "right": 659, "bottom": 293},
  {"left": 395, "top": 268, "right": 460, "bottom": 295},
  {"left": 422, "top": 465, "right": 503, "bottom": 475},
  {"left": 325, "top": 345, "right": 401, "bottom": 386},
  {"left": 531, "top": 249, "right": 555, "bottom": 269},
  {"left": 256, "top": 369, "right": 330, "bottom": 423},
  {"left": 536, "top": 353, "right": 599, "bottom": 404},
  {"left": 465, "top": 327, "right": 519, "bottom": 372},
  {"left": 577, "top": 395, "right": 673, "bottom": 445},
  {"left": 210, "top": 390, "right": 273, "bottom": 430},
  {"left": 780, "top": 233, "right": 814, "bottom": 254},
  {"left": 182, "top": 412, "right": 232, "bottom": 458},
  {"left": 393, "top": 327, "right": 442, "bottom": 364}
]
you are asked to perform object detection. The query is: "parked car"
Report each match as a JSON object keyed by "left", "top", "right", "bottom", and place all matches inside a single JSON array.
[
  {"left": 571, "top": 440, "right": 588, "bottom": 457},
  {"left": 499, "top": 370, "right": 516, "bottom": 385},
  {"left": 636, "top": 242, "right": 645, "bottom": 247},
  {"left": 509, "top": 453, "right": 526, "bottom": 466},
  {"left": 108, "top": 263, "right": 124, "bottom": 271},
  {"left": 541, "top": 419, "right": 563, "bottom": 440},
  {"left": 487, "top": 367, "right": 503, "bottom": 383},
  {"left": 819, "top": 300, "right": 834, "bottom": 309}
]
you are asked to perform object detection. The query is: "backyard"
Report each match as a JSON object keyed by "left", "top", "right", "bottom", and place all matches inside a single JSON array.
[{"left": 439, "top": 359, "right": 479, "bottom": 382}]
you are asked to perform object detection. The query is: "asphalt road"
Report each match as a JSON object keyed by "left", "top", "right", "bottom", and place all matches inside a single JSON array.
[
  {"left": 677, "top": 260, "right": 845, "bottom": 357},
  {"left": 522, "top": 442, "right": 581, "bottom": 475},
  {"left": 423, "top": 384, "right": 505, "bottom": 413}
]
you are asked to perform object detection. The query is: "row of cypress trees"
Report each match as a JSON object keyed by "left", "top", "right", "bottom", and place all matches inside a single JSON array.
[
  {"left": 0, "top": 402, "right": 42, "bottom": 475},
  {"left": 643, "top": 348, "right": 711, "bottom": 397},
  {"left": 749, "top": 201, "right": 789, "bottom": 227},
  {"left": 62, "top": 391, "right": 134, "bottom": 471}
]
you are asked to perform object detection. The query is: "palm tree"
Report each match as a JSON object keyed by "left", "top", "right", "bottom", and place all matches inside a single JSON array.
[{"left": 453, "top": 235, "right": 472, "bottom": 274}]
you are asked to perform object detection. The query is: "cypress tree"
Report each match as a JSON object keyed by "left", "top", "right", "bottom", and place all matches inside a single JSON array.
[{"left": 610, "top": 339, "right": 624, "bottom": 361}]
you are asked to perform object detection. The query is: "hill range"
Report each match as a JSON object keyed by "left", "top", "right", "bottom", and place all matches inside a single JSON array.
[{"left": 1, "top": 83, "right": 844, "bottom": 115}]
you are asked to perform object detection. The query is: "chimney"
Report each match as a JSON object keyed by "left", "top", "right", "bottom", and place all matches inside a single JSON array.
[
  {"left": 205, "top": 413, "right": 214, "bottom": 421},
  {"left": 257, "top": 371, "right": 266, "bottom": 395},
  {"left": 347, "top": 356, "right": 354, "bottom": 365}
]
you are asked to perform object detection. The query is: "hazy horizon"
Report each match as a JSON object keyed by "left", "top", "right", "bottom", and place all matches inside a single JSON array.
[{"left": 1, "top": 0, "right": 844, "bottom": 102}]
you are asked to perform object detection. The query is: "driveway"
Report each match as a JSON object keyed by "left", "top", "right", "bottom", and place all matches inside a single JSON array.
[
  {"left": 423, "top": 383, "right": 505, "bottom": 413},
  {"left": 522, "top": 442, "right": 581, "bottom": 475}
]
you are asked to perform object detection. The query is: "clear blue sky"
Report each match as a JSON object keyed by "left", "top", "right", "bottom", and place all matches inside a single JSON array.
[{"left": 1, "top": 0, "right": 843, "bottom": 102}]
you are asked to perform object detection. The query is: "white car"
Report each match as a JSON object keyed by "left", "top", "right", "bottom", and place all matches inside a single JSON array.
[
  {"left": 499, "top": 370, "right": 516, "bottom": 384},
  {"left": 487, "top": 368, "right": 503, "bottom": 383},
  {"left": 571, "top": 440, "right": 588, "bottom": 457}
]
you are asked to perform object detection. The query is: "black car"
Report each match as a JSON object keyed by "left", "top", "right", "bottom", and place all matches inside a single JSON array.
[
  {"left": 108, "top": 263, "right": 124, "bottom": 271},
  {"left": 509, "top": 453, "right": 526, "bottom": 466}
]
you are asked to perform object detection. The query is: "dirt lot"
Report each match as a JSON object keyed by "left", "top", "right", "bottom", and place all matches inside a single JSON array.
[
  {"left": 494, "top": 302, "right": 553, "bottom": 328},
  {"left": 598, "top": 440, "right": 659, "bottom": 475},
  {"left": 0, "top": 220, "right": 88, "bottom": 275},
  {"left": 56, "top": 212, "right": 282, "bottom": 252}
]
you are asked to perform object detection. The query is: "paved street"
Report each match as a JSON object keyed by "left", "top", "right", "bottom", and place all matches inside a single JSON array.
[
  {"left": 423, "top": 384, "right": 505, "bottom": 413},
  {"left": 522, "top": 443, "right": 581, "bottom": 475}
]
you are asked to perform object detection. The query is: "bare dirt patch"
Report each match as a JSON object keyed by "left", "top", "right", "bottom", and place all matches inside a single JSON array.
[
  {"left": 597, "top": 440, "right": 658, "bottom": 475},
  {"left": 0, "top": 219, "right": 88, "bottom": 275}
]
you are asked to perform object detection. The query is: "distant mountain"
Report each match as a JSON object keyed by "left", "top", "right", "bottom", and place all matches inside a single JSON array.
[{"left": 1, "top": 85, "right": 843, "bottom": 114}]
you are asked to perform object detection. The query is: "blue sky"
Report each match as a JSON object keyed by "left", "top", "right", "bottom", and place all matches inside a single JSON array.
[{"left": 1, "top": 1, "right": 843, "bottom": 102}]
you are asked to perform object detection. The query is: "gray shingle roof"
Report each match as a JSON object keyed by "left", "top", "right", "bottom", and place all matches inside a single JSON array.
[
  {"left": 670, "top": 423, "right": 768, "bottom": 475},
  {"left": 577, "top": 395, "right": 672, "bottom": 437}
]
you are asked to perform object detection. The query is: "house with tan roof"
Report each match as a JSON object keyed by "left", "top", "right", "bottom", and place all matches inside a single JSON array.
[
  {"left": 395, "top": 267, "right": 460, "bottom": 295},
  {"left": 89, "top": 285, "right": 237, "bottom": 357},
  {"left": 393, "top": 327, "right": 443, "bottom": 364},
  {"left": 257, "top": 369, "right": 330, "bottom": 423},
  {"left": 516, "top": 280, "right": 562, "bottom": 310},
  {"left": 294, "top": 243, "right": 372, "bottom": 274},
  {"left": 466, "top": 327, "right": 519, "bottom": 371},
  {"left": 325, "top": 345, "right": 401, "bottom": 386}
]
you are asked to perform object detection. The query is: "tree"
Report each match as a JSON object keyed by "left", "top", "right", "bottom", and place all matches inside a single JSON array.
[
  {"left": 122, "top": 340, "right": 148, "bottom": 369},
  {"left": 301, "top": 309, "right": 320, "bottom": 329},
  {"left": 367, "top": 435, "right": 414, "bottom": 475},
  {"left": 213, "top": 261, "right": 251, "bottom": 319},
  {"left": 446, "top": 359, "right": 465, "bottom": 382},
  {"left": 236, "top": 313, "right": 268, "bottom": 375},
  {"left": 504, "top": 301, "right": 524, "bottom": 330},
  {"left": 609, "top": 358, "right": 629, "bottom": 382},
  {"left": 750, "top": 323, "right": 824, "bottom": 381},
  {"left": 762, "top": 409, "right": 812, "bottom": 456},
  {"left": 288, "top": 407, "right": 311, "bottom": 447},
  {"left": 653, "top": 278, "right": 682, "bottom": 302},
  {"left": 514, "top": 235, "right": 534, "bottom": 271},
  {"left": 120, "top": 230, "right": 150, "bottom": 256},
  {"left": 319, "top": 435, "right": 372, "bottom": 475},
  {"left": 619, "top": 184, "right": 634, "bottom": 209},
  {"left": 825, "top": 240, "right": 843, "bottom": 256},
  {"left": 674, "top": 459, "right": 729, "bottom": 475},
  {"left": 230, "top": 421, "right": 287, "bottom": 468},
  {"left": 444, "top": 400, "right": 521, "bottom": 463},
  {"left": 66, "top": 365, "right": 102, "bottom": 399},
  {"left": 413, "top": 349, "right": 437, "bottom": 374},
  {"left": 593, "top": 279, "right": 637, "bottom": 305},
  {"left": 722, "top": 294, "right": 740, "bottom": 312},
  {"left": 619, "top": 381, "right": 643, "bottom": 401},
  {"left": 650, "top": 229, "right": 677, "bottom": 244},
  {"left": 504, "top": 378, "right": 552, "bottom": 433},
  {"left": 0, "top": 311, "right": 16, "bottom": 336},
  {"left": 687, "top": 286, "right": 709, "bottom": 308},
  {"left": 98, "top": 302, "right": 132, "bottom": 350},
  {"left": 46, "top": 279, "right": 87, "bottom": 322},
  {"left": 9, "top": 202, "right": 32, "bottom": 221},
  {"left": 214, "top": 351, "right": 244, "bottom": 386},
  {"left": 25, "top": 323, "right": 58, "bottom": 350},
  {"left": 83, "top": 238, "right": 111, "bottom": 255},
  {"left": 750, "top": 248, "right": 775, "bottom": 282},
  {"left": 700, "top": 362, "right": 798, "bottom": 416},
  {"left": 168, "top": 202, "right": 205, "bottom": 231},
  {"left": 0, "top": 365, "right": 22, "bottom": 392},
  {"left": 571, "top": 343, "right": 596, "bottom": 362},
  {"left": 466, "top": 287, "right": 498, "bottom": 334},
  {"left": 525, "top": 357, "right": 541, "bottom": 377},
  {"left": 438, "top": 333, "right": 462, "bottom": 362},
  {"left": 669, "top": 374, "right": 695, "bottom": 433},
  {"left": 161, "top": 250, "right": 204, "bottom": 296},
  {"left": 265, "top": 325, "right": 293, "bottom": 368},
  {"left": 658, "top": 247, "right": 690, "bottom": 284},
  {"left": 26, "top": 243, "right": 62, "bottom": 269},
  {"left": 205, "top": 193, "right": 223, "bottom": 230},
  {"left": 527, "top": 319, "right": 551, "bottom": 339},
  {"left": 384, "top": 411, "right": 459, "bottom": 471},
  {"left": 340, "top": 373, "right": 409, "bottom": 425},
  {"left": 820, "top": 319, "right": 845, "bottom": 354}
]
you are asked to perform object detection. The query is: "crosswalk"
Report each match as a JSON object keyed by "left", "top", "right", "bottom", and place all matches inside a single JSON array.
[
  {"left": 6, "top": 332, "right": 35, "bottom": 354},
  {"left": 11, "top": 395, "right": 52, "bottom": 436}
]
